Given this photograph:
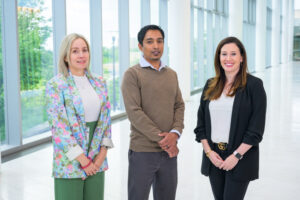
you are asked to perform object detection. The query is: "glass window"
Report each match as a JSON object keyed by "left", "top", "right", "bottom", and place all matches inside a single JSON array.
[
  {"left": 0, "top": 1, "right": 5, "bottom": 144},
  {"left": 194, "top": 0, "right": 199, "bottom": 7},
  {"left": 192, "top": 8, "right": 200, "bottom": 89},
  {"left": 150, "top": 0, "right": 159, "bottom": 25},
  {"left": 66, "top": 0, "right": 90, "bottom": 42},
  {"left": 17, "top": 0, "right": 53, "bottom": 140},
  {"left": 129, "top": 0, "right": 141, "bottom": 66},
  {"left": 203, "top": 11, "right": 207, "bottom": 70},
  {"left": 102, "top": 0, "right": 121, "bottom": 113}
]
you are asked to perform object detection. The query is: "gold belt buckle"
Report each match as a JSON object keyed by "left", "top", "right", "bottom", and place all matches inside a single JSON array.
[{"left": 218, "top": 142, "right": 226, "bottom": 150}]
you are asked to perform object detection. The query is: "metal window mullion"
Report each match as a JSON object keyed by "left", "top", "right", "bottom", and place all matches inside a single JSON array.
[
  {"left": 141, "top": 0, "right": 150, "bottom": 27},
  {"left": 1, "top": 0, "right": 22, "bottom": 146},
  {"left": 190, "top": 1, "right": 194, "bottom": 89},
  {"left": 198, "top": 8, "right": 205, "bottom": 86},
  {"left": 159, "top": 0, "right": 168, "bottom": 65},
  {"left": 118, "top": 0, "right": 129, "bottom": 110},
  {"left": 207, "top": 12, "right": 214, "bottom": 77},
  {"left": 90, "top": 0, "right": 103, "bottom": 75},
  {"left": 52, "top": 0, "right": 66, "bottom": 75}
]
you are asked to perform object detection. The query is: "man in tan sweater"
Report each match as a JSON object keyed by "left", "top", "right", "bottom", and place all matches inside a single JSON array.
[{"left": 121, "top": 25, "right": 185, "bottom": 200}]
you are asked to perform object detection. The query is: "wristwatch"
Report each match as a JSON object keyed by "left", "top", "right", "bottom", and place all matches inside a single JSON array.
[{"left": 233, "top": 151, "right": 243, "bottom": 160}]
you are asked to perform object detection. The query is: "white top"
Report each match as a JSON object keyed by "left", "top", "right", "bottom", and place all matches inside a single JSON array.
[
  {"left": 209, "top": 93, "right": 235, "bottom": 143},
  {"left": 73, "top": 75, "right": 101, "bottom": 122}
]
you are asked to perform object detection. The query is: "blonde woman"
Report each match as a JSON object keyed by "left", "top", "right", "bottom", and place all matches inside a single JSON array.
[{"left": 46, "top": 33, "right": 113, "bottom": 200}]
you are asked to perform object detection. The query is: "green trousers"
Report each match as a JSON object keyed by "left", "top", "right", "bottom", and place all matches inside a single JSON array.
[{"left": 54, "top": 121, "right": 105, "bottom": 200}]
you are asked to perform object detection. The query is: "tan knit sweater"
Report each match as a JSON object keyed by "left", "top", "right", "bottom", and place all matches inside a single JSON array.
[{"left": 121, "top": 64, "right": 185, "bottom": 152}]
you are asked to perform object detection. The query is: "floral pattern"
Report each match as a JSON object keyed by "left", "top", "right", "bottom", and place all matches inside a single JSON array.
[{"left": 46, "top": 71, "right": 111, "bottom": 178}]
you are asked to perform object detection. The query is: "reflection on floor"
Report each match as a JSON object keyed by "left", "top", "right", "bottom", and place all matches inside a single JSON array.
[{"left": 1, "top": 62, "right": 300, "bottom": 200}]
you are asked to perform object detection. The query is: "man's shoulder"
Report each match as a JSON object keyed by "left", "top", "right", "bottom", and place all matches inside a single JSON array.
[
  {"left": 163, "top": 66, "right": 177, "bottom": 73},
  {"left": 125, "top": 64, "right": 141, "bottom": 73}
]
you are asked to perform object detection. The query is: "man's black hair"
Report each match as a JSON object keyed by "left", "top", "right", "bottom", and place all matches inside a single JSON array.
[{"left": 137, "top": 24, "right": 165, "bottom": 46}]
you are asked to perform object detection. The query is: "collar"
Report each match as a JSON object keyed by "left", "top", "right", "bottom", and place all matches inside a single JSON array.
[{"left": 139, "top": 56, "right": 166, "bottom": 71}]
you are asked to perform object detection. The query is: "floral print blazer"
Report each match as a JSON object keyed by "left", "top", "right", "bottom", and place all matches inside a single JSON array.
[{"left": 46, "top": 71, "right": 112, "bottom": 178}]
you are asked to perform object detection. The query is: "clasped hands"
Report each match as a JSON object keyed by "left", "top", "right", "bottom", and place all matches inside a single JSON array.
[
  {"left": 208, "top": 151, "right": 239, "bottom": 171},
  {"left": 77, "top": 148, "right": 106, "bottom": 180},
  {"left": 79, "top": 156, "right": 103, "bottom": 178},
  {"left": 158, "top": 132, "right": 179, "bottom": 158}
]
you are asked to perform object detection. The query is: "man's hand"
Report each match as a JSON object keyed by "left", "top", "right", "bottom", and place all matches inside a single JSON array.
[
  {"left": 158, "top": 132, "right": 178, "bottom": 151},
  {"left": 165, "top": 144, "right": 179, "bottom": 158}
]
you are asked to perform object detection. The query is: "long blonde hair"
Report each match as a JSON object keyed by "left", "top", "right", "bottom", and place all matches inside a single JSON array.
[
  {"left": 204, "top": 36, "right": 248, "bottom": 100},
  {"left": 58, "top": 33, "right": 91, "bottom": 77}
]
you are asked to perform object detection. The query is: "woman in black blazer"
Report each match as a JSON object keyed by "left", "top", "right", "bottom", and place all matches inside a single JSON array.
[{"left": 194, "top": 36, "right": 267, "bottom": 200}]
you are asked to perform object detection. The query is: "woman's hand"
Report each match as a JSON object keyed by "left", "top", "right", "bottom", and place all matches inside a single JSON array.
[
  {"left": 208, "top": 151, "right": 224, "bottom": 168},
  {"left": 94, "top": 147, "right": 108, "bottom": 169},
  {"left": 220, "top": 154, "right": 239, "bottom": 171},
  {"left": 82, "top": 161, "right": 98, "bottom": 176},
  {"left": 76, "top": 153, "right": 98, "bottom": 176}
]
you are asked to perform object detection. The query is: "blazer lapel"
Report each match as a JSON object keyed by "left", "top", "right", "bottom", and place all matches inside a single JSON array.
[
  {"left": 227, "top": 89, "right": 242, "bottom": 151},
  {"left": 85, "top": 72, "right": 102, "bottom": 99},
  {"left": 205, "top": 100, "right": 212, "bottom": 141},
  {"left": 66, "top": 73, "right": 86, "bottom": 123}
]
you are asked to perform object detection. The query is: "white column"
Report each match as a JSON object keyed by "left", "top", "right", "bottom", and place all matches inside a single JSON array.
[
  {"left": 288, "top": 0, "right": 294, "bottom": 61},
  {"left": 228, "top": 0, "right": 243, "bottom": 40},
  {"left": 255, "top": 0, "right": 267, "bottom": 72},
  {"left": 271, "top": 0, "right": 280, "bottom": 66},
  {"left": 281, "top": 0, "right": 289, "bottom": 64},
  {"left": 52, "top": 0, "right": 66, "bottom": 74},
  {"left": 168, "top": 0, "right": 191, "bottom": 100}
]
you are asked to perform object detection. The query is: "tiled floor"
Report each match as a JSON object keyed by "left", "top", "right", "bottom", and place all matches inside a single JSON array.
[{"left": 1, "top": 62, "right": 300, "bottom": 200}]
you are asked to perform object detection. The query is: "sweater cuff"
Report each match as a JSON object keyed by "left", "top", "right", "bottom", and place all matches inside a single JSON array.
[
  {"left": 66, "top": 145, "right": 84, "bottom": 161},
  {"left": 101, "top": 137, "right": 114, "bottom": 149}
]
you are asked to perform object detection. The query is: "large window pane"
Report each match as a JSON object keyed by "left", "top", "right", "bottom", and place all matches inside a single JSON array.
[
  {"left": 0, "top": 1, "right": 5, "bottom": 144},
  {"left": 192, "top": 8, "right": 200, "bottom": 90},
  {"left": 129, "top": 0, "right": 141, "bottom": 66},
  {"left": 17, "top": 0, "right": 53, "bottom": 139},
  {"left": 66, "top": 0, "right": 90, "bottom": 41},
  {"left": 102, "top": 0, "right": 122, "bottom": 113}
]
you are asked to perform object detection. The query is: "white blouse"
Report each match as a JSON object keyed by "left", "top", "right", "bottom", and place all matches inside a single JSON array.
[
  {"left": 73, "top": 75, "right": 101, "bottom": 122},
  {"left": 209, "top": 93, "right": 235, "bottom": 143}
]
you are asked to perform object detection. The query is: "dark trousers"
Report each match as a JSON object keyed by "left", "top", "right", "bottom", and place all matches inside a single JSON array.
[
  {"left": 128, "top": 150, "right": 177, "bottom": 200},
  {"left": 209, "top": 145, "right": 250, "bottom": 200}
]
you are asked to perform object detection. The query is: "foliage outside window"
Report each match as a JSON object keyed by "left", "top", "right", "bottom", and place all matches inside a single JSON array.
[
  {"left": 102, "top": 0, "right": 121, "bottom": 112},
  {"left": 18, "top": 0, "right": 53, "bottom": 138}
]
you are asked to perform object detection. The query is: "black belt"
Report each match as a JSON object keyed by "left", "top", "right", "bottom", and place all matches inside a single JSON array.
[{"left": 214, "top": 142, "right": 228, "bottom": 151}]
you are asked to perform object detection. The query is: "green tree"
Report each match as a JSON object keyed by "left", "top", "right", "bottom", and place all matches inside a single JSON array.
[
  {"left": 0, "top": 0, "right": 53, "bottom": 142},
  {"left": 18, "top": 3, "right": 52, "bottom": 90}
]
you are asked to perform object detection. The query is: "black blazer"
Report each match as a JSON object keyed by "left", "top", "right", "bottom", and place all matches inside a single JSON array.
[{"left": 194, "top": 74, "right": 267, "bottom": 181}]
